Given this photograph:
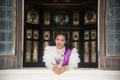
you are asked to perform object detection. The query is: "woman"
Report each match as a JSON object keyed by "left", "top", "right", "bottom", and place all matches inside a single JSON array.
[{"left": 43, "top": 31, "right": 80, "bottom": 75}]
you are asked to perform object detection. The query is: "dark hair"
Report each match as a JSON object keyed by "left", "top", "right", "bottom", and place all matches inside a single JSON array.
[{"left": 50, "top": 31, "right": 73, "bottom": 49}]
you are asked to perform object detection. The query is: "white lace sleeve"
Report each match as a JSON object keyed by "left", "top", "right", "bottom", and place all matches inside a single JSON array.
[
  {"left": 68, "top": 48, "right": 80, "bottom": 69},
  {"left": 42, "top": 46, "right": 55, "bottom": 69}
]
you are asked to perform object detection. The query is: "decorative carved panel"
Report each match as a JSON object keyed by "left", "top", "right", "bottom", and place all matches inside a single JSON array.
[
  {"left": 73, "top": 12, "right": 79, "bottom": 25},
  {"left": 91, "top": 41, "right": 96, "bottom": 63},
  {"left": 53, "top": 13, "right": 70, "bottom": 25},
  {"left": 72, "top": 31, "right": 79, "bottom": 40},
  {"left": 43, "top": 41, "right": 50, "bottom": 48},
  {"left": 33, "top": 41, "right": 38, "bottom": 62},
  {"left": 91, "top": 29, "right": 96, "bottom": 39},
  {"left": 33, "top": 30, "right": 39, "bottom": 40},
  {"left": 25, "top": 41, "right": 32, "bottom": 62},
  {"left": 84, "top": 41, "right": 89, "bottom": 63},
  {"left": 44, "top": 11, "right": 50, "bottom": 25},
  {"left": 26, "top": 29, "right": 32, "bottom": 39},
  {"left": 27, "top": 10, "right": 39, "bottom": 24},
  {"left": 84, "top": 10, "right": 96, "bottom": 25},
  {"left": 43, "top": 31, "right": 50, "bottom": 40},
  {"left": 72, "top": 42, "right": 79, "bottom": 50},
  {"left": 84, "top": 30, "right": 89, "bottom": 40}
]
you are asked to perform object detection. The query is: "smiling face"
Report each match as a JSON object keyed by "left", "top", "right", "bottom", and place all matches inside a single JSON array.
[{"left": 55, "top": 35, "right": 66, "bottom": 49}]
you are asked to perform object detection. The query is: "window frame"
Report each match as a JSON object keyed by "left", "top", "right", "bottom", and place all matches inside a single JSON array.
[{"left": 0, "top": 0, "right": 16, "bottom": 55}]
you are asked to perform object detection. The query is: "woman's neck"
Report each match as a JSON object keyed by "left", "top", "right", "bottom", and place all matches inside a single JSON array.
[{"left": 56, "top": 46, "right": 65, "bottom": 52}]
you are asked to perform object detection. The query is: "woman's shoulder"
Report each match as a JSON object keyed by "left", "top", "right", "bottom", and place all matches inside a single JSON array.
[
  {"left": 70, "top": 47, "right": 80, "bottom": 60},
  {"left": 72, "top": 47, "right": 78, "bottom": 51},
  {"left": 44, "top": 45, "right": 56, "bottom": 51},
  {"left": 45, "top": 45, "right": 55, "bottom": 48},
  {"left": 71, "top": 47, "right": 78, "bottom": 53}
]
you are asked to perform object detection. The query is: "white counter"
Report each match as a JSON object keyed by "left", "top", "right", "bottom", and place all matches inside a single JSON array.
[{"left": 0, "top": 68, "right": 120, "bottom": 80}]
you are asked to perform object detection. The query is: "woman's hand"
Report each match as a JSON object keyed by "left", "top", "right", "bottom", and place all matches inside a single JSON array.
[
  {"left": 52, "top": 66, "right": 69, "bottom": 75},
  {"left": 60, "top": 66, "right": 66, "bottom": 73},
  {"left": 52, "top": 66, "right": 62, "bottom": 75}
]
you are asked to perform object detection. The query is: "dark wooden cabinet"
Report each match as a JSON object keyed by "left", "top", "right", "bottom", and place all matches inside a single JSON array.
[{"left": 23, "top": 2, "right": 98, "bottom": 68}]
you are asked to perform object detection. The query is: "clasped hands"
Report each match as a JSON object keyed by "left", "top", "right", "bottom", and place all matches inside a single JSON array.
[{"left": 52, "top": 66, "right": 68, "bottom": 75}]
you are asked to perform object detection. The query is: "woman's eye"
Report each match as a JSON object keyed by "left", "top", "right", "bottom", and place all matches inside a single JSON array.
[
  {"left": 57, "top": 38, "right": 59, "bottom": 40},
  {"left": 61, "top": 39, "right": 65, "bottom": 42}
]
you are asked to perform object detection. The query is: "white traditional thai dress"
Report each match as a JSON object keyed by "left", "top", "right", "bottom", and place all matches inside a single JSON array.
[{"left": 43, "top": 46, "right": 80, "bottom": 69}]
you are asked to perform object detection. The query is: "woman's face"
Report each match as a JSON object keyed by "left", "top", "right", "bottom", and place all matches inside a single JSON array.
[{"left": 55, "top": 35, "right": 66, "bottom": 49}]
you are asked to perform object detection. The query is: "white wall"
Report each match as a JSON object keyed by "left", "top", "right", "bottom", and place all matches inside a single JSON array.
[{"left": 0, "top": 68, "right": 120, "bottom": 80}]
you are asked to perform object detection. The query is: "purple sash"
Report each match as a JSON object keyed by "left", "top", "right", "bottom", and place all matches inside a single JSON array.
[{"left": 62, "top": 49, "right": 72, "bottom": 66}]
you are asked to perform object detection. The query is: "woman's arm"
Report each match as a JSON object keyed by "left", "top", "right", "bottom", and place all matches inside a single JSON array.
[
  {"left": 43, "top": 46, "right": 56, "bottom": 69},
  {"left": 54, "top": 48, "right": 80, "bottom": 75},
  {"left": 68, "top": 48, "right": 80, "bottom": 69}
]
